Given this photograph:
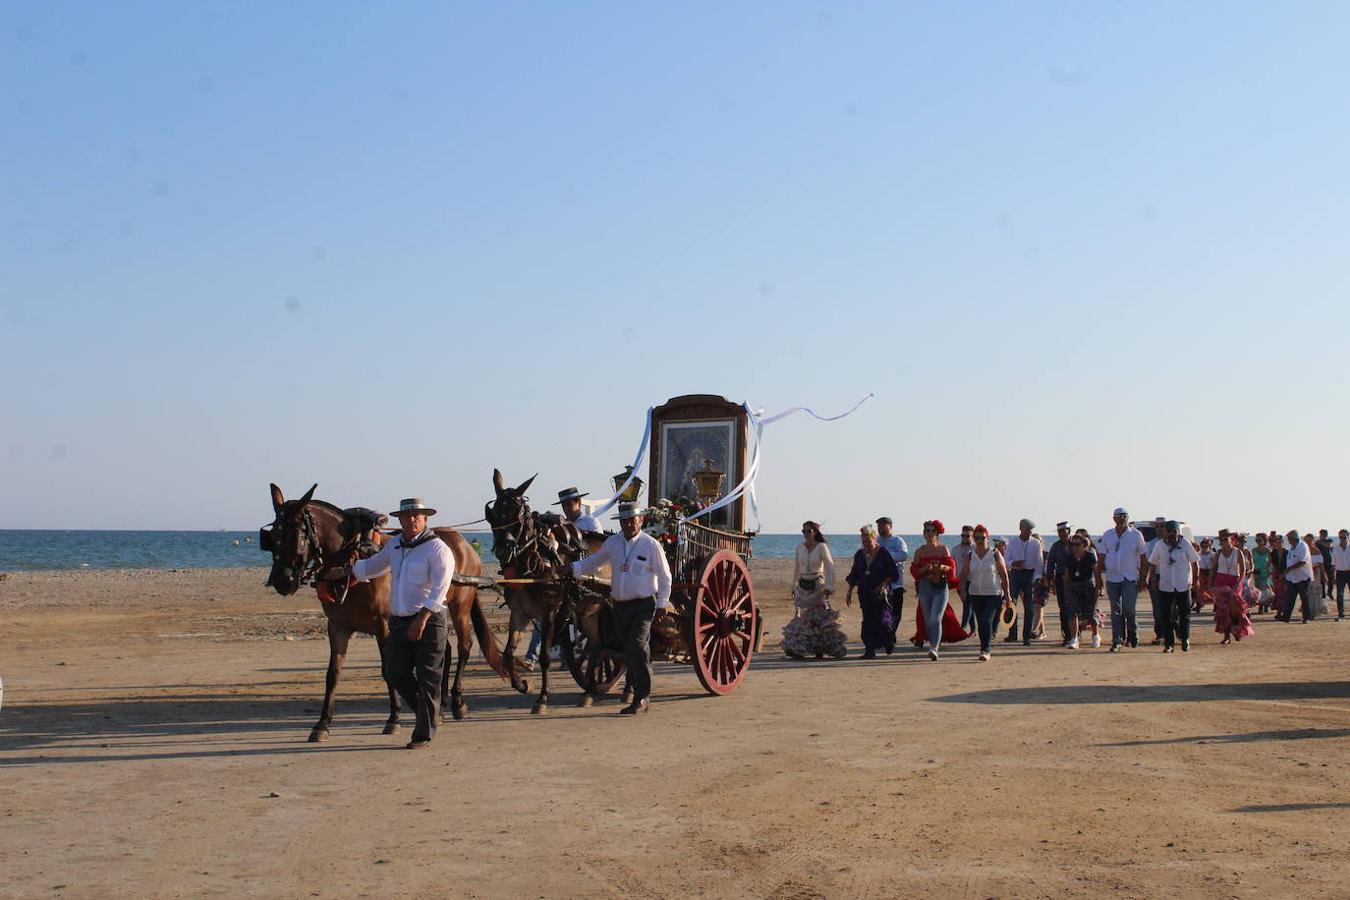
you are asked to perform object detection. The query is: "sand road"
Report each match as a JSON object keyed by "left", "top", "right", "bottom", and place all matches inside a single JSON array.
[{"left": 1, "top": 563, "right": 1346, "bottom": 898}]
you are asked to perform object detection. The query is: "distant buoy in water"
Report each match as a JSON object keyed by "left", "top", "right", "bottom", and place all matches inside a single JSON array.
[
  {"left": 244, "top": 536, "right": 253, "bottom": 543},
  {"left": 231, "top": 539, "right": 241, "bottom": 546}
]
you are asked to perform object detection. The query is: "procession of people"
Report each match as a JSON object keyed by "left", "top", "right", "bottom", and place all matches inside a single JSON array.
[
  {"left": 780, "top": 506, "right": 1347, "bottom": 666},
  {"left": 316, "top": 486, "right": 1344, "bottom": 748}
]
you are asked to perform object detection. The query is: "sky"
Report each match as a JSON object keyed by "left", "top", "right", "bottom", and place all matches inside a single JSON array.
[{"left": 3, "top": 1, "right": 1348, "bottom": 535}]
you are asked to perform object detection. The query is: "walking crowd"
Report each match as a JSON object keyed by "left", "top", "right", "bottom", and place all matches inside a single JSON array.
[
  {"left": 318, "top": 489, "right": 1343, "bottom": 747},
  {"left": 781, "top": 507, "right": 1349, "bottom": 662}
]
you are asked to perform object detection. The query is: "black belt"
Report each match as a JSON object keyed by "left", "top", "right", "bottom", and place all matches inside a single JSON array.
[
  {"left": 391, "top": 609, "right": 444, "bottom": 621},
  {"left": 614, "top": 595, "right": 655, "bottom": 603}
]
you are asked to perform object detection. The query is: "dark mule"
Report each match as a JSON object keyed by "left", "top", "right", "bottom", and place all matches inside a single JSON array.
[
  {"left": 483, "top": 469, "right": 594, "bottom": 714},
  {"left": 264, "top": 483, "right": 517, "bottom": 742}
]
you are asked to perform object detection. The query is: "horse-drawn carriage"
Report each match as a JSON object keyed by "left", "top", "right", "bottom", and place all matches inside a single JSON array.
[
  {"left": 261, "top": 394, "right": 764, "bottom": 737},
  {"left": 488, "top": 394, "right": 763, "bottom": 710}
]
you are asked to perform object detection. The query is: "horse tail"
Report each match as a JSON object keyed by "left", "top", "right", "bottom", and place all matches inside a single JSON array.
[{"left": 470, "top": 594, "right": 511, "bottom": 681}]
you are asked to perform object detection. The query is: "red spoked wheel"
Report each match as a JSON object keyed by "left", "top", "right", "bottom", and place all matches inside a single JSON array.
[
  {"left": 559, "top": 624, "right": 626, "bottom": 695},
  {"left": 691, "top": 550, "right": 757, "bottom": 695}
]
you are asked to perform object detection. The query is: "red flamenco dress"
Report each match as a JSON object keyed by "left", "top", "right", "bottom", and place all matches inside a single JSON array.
[{"left": 908, "top": 557, "right": 971, "bottom": 647}]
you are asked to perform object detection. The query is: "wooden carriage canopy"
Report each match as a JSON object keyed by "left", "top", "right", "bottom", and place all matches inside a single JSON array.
[{"left": 647, "top": 394, "right": 749, "bottom": 532}]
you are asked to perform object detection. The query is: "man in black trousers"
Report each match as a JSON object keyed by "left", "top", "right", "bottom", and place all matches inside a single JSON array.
[{"left": 327, "top": 498, "right": 453, "bottom": 749}]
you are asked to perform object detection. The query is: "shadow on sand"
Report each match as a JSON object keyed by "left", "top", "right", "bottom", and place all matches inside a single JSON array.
[
  {"left": 1230, "top": 802, "right": 1350, "bottom": 813},
  {"left": 1096, "top": 726, "right": 1350, "bottom": 747},
  {"left": 929, "top": 681, "right": 1350, "bottom": 705},
  {"left": 0, "top": 665, "right": 727, "bottom": 765}
]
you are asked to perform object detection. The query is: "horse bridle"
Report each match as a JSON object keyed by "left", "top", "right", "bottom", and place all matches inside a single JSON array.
[
  {"left": 263, "top": 504, "right": 345, "bottom": 590},
  {"left": 489, "top": 496, "right": 539, "bottom": 574}
]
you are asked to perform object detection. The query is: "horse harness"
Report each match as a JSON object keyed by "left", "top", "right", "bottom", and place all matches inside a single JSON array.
[{"left": 262, "top": 504, "right": 381, "bottom": 604}]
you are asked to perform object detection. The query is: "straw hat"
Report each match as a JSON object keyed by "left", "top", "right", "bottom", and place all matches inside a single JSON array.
[
  {"left": 552, "top": 487, "right": 589, "bottom": 506},
  {"left": 611, "top": 502, "right": 647, "bottom": 521},
  {"left": 390, "top": 498, "right": 437, "bottom": 517}
]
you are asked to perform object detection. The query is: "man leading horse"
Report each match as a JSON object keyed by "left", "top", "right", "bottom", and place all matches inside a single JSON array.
[{"left": 326, "top": 497, "right": 453, "bottom": 750}]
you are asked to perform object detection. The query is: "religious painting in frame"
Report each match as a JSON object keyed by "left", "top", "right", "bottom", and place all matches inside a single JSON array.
[
  {"left": 648, "top": 394, "right": 749, "bottom": 531},
  {"left": 658, "top": 420, "right": 737, "bottom": 514}
]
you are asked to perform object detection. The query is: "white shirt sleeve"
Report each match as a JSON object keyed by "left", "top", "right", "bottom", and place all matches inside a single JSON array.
[
  {"left": 822, "top": 544, "right": 836, "bottom": 593},
  {"left": 571, "top": 538, "right": 614, "bottom": 578},
  {"left": 421, "top": 541, "right": 455, "bottom": 611},
  {"left": 653, "top": 538, "right": 673, "bottom": 608},
  {"left": 352, "top": 539, "right": 394, "bottom": 581}
]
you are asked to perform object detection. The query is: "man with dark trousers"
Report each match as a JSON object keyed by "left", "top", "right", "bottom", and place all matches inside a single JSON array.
[
  {"left": 570, "top": 502, "right": 672, "bottom": 714},
  {"left": 1146, "top": 520, "right": 1200, "bottom": 653},
  {"left": 327, "top": 498, "right": 454, "bottom": 749},
  {"left": 1044, "top": 522, "right": 1075, "bottom": 646}
]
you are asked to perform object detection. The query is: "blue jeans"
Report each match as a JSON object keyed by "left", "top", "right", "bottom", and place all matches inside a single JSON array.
[
  {"left": 917, "top": 579, "right": 949, "bottom": 650},
  {"left": 969, "top": 594, "right": 1003, "bottom": 652},
  {"left": 1008, "top": 570, "right": 1038, "bottom": 641},
  {"left": 1106, "top": 579, "right": 1139, "bottom": 646}
]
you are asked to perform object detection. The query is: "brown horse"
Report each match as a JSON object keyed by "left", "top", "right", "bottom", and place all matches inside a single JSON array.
[
  {"left": 484, "top": 469, "right": 595, "bottom": 714},
  {"left": 264, "top": 483, "right": 518, "bottom": 742}
]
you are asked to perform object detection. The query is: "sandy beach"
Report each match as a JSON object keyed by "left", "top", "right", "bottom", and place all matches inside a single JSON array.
[{"left": 1, "top": 559, "right": 1347, "bottom": 899}]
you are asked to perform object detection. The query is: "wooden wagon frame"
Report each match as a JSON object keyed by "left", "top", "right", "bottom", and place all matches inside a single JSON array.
[{"left": 558, "top": 395, "right": 761, "bottom": 696}]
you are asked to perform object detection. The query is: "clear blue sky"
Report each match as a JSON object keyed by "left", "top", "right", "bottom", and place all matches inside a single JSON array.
[{"left": 3, "top": 2, "right": 1348, "bottom": 534}]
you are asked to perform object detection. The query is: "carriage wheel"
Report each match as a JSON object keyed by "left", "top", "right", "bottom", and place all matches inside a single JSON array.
[
  {"left": 691, "top": 550, "right": 757, "bottom": 695},
  {"left": 559, "top": 624, "right": 626, "bottom": 695}
]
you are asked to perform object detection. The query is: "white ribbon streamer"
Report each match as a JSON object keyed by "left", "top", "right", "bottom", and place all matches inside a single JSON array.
[
  {"left": 679, "top": 394, "right": 873, "bottom": 530},
  {"left": 590, "top": 407, "right": 653, "bottom": 519},
  {"left": 757, "top": 392, "right": 874, "bottom": 426}
]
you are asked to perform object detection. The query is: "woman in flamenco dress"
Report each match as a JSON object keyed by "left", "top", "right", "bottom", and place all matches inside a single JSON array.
[
  {"left": 781, "top": 521, "right": 848, "bottom": 659},
  {"left": 1209, "top": 530, "right": 1255, "bottom": 644}
]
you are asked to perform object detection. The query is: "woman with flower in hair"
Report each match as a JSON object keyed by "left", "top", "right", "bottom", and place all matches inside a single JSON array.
[
  {"left": 909, "top": 520, "right": 961, "bottom": 661},
  {"left": 781, "top": 521, "right": 847, "bottom": 659},
  {"left": 844, "top": 524, "right": 900, "bottom": 659}
]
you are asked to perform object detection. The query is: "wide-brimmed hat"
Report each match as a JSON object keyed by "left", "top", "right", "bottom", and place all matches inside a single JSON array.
[
  {"left": 1001, "top": 604, "right": 1017, "bottom": 625},
  {"left": 552, "top": 487, "right": 589, "bottom": 506},
  {"left": 390, "top": 498, "right": 437, "bottom": 517},
  {"left": 611, "top": 502, "right": 647, "bottom": 521}
]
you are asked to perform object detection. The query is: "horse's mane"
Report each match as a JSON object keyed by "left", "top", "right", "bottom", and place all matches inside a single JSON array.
[{"left": 291, "top": 498, "right": 345, "bottom": 517}]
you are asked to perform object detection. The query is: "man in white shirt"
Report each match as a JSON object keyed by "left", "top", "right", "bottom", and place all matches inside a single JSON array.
[
  {"left": 1331, "top": 529, "right": 1350, "bottom": 622},
  {"left": 1143, "top": 516, "right": 1169, "bottom": 644},
  {"left": 1281, "top": 529, "right": 1313, "bottom": 623},
  {"left": 553, "top": 486, "right": 602, "bottom": 534},
  {"left": 1003, "top": 519, "right": 1044, "bottom": 644},
  {"left": 570, "top": 502, "right": 672, "bottom": 714},
  {"left": 1097, "top": 507, "right": 1148, "bottom": 652},
  {"left": 328, "top": 497, "right": 454, "bottom": 749},
  {"left": 1145, "top": 521, "right": 1200, "bottom": 653},
  {"left": 876, "top": 517, "right": 909, "bottom": 622}
]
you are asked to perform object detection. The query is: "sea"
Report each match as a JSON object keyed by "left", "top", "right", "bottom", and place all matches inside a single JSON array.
[{"left": 0, "top": 530, "right": 964, "bottom": 573}]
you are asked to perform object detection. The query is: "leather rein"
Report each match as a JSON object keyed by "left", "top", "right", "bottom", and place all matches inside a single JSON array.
[{"left": 265, "top": 505, "right": 366, "bottom": 603}]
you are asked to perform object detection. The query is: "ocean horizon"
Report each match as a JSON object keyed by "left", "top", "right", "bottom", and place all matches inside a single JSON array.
[{"left": 0, "top": 529, "right": 971, "bottom": 573}]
